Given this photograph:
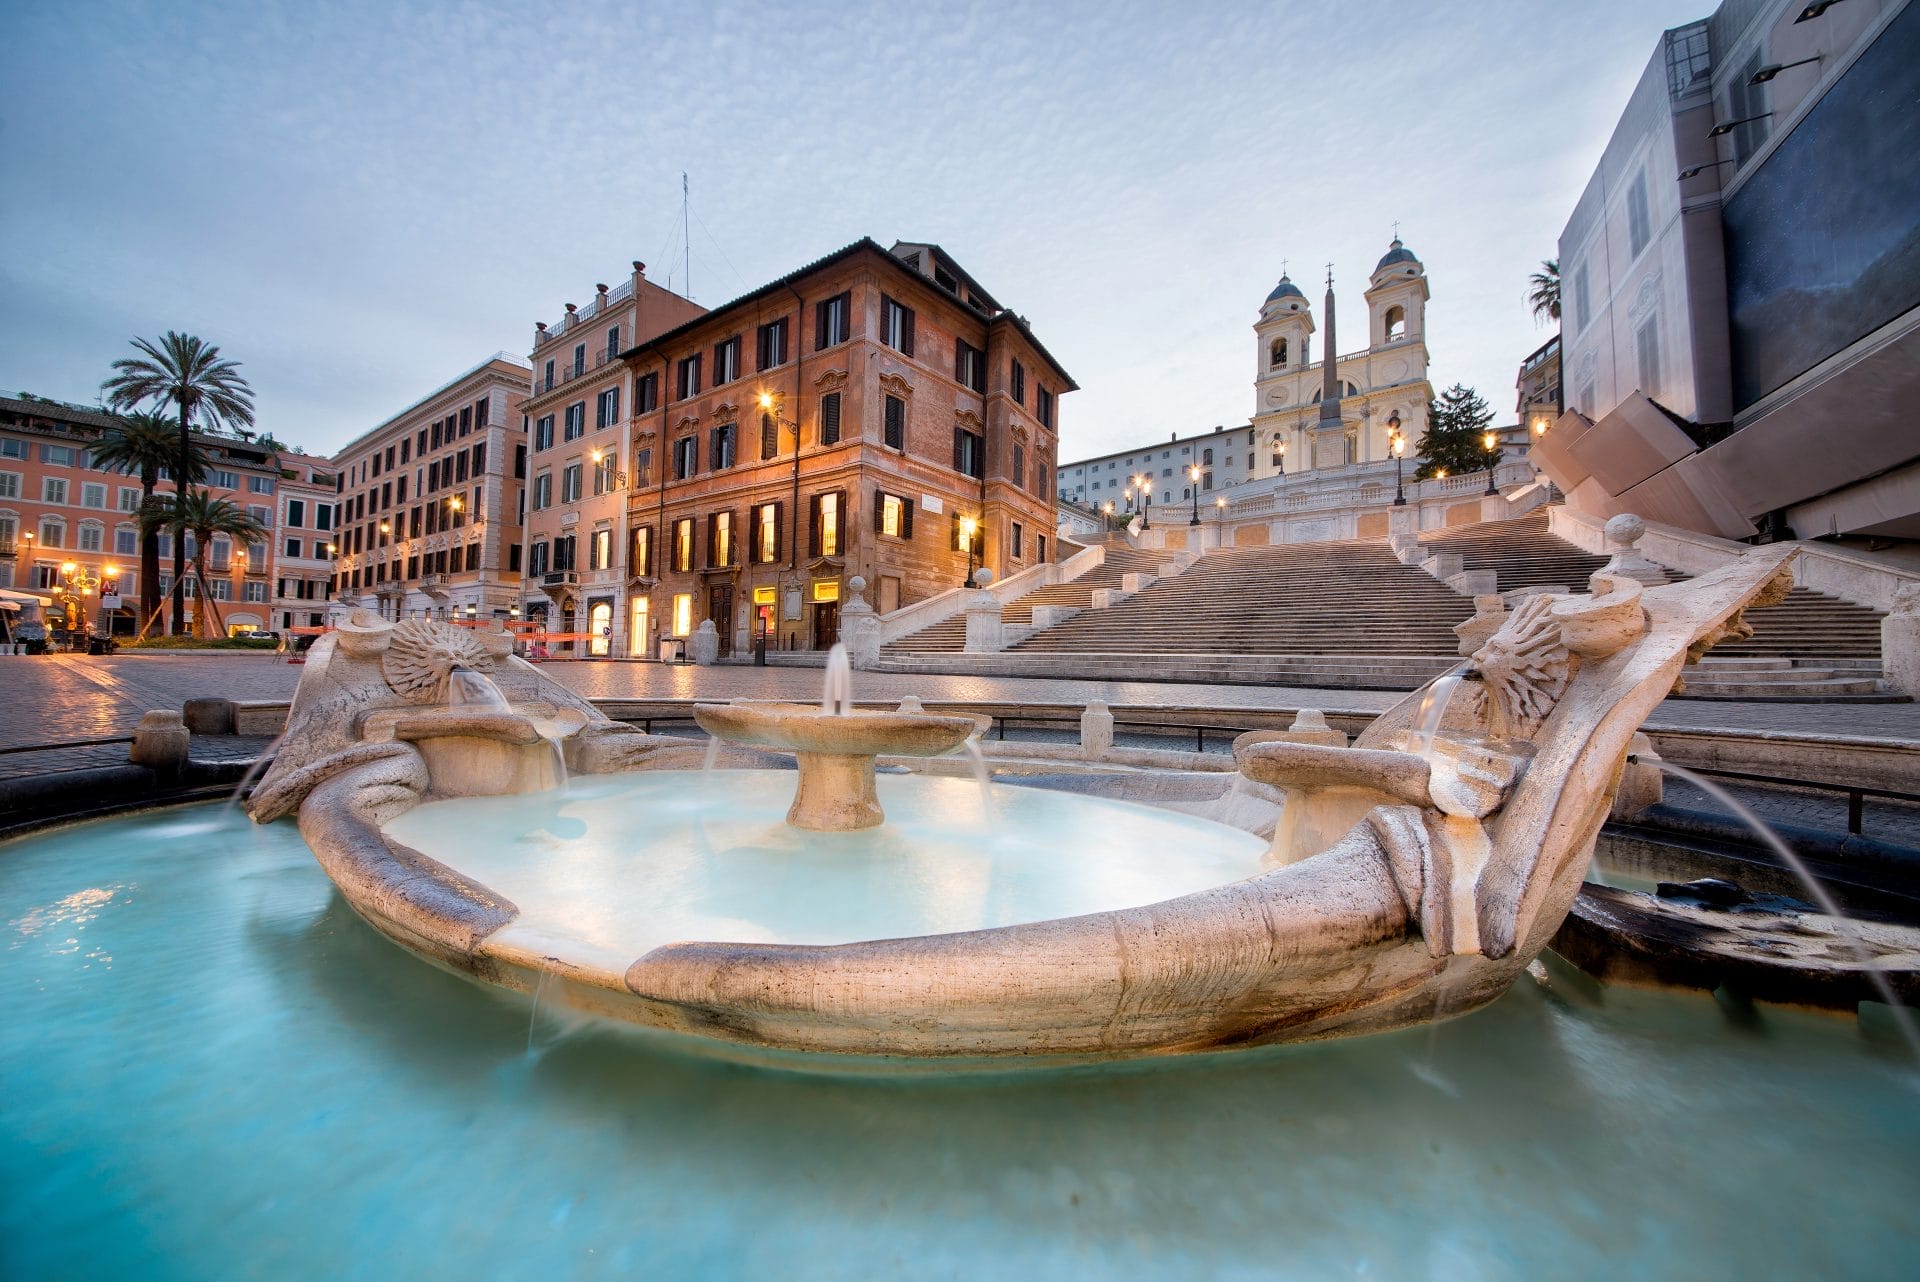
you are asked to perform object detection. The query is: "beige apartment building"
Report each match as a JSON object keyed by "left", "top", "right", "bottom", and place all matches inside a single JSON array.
[
  {"left": 519, "top": 262, "right": 705, "bottom": 655},
  {"left": 328, "top": 355, "right": 530, "bottom": 623},
  {"left": 271, "top": 451, "right": 338, "bottom": 632},
  {"left": 520, "top": 239, "right": 1072, "bottom": 658}
]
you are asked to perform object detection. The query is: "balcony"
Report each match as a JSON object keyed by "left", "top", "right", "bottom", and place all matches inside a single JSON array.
[
  {"left": 374, "top": 581, "right": 405, "bottom": 599},
  {"left": 419, "top": 574, "right": 451, "bottom": 599}
]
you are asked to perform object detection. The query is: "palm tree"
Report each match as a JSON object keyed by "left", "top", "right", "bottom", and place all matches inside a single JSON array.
[
  {"left": 89, "top": 412, "right": 207, "bottom": 638},
  {"left": 102, "top": 333, "right": 255, "bottom": 634},
  {"left": 1528, "top": 258, "right": 1561, "bottom": 326},
  {"left": 144, "top": 490, "right": 267, "bottom": 638}
]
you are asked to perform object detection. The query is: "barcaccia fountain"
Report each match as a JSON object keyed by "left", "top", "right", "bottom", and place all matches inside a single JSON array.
[{"left": 236, "top": 544, "right": 1806, "bottom": 1063}]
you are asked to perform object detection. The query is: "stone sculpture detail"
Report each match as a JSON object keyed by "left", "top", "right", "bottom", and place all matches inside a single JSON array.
[
  {"left": 383, "top": 618, "right": 496, "bottom": 704},
  {"left": 1469, "top": 594, "right": 1571, "bottom": 739}
]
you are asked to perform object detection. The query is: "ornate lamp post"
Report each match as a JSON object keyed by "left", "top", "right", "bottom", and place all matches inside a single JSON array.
[
  {"left": 1388, "top": 412, "right": 1407, "bottom": 506},
  {"left": 1483, "top": 430, "right": 1499, "bottom": 495},
  {"left": 1187, "top": 463, "right": 1201, "bottom": 525},
  {"left": 1134, "top": 474, "right": 1152, "bottom": 530}
]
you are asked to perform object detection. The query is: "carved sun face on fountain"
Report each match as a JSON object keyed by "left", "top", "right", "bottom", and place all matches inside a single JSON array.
[{"left": 383, "top": 619, "right": 496, "bottom": 705}]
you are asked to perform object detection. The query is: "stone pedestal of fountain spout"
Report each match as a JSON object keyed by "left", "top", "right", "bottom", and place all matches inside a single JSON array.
[{"left": 692, "top": 703, "right": 977, "bottom": 830}]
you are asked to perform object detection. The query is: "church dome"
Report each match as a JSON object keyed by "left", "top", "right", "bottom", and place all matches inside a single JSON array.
[
  {"left": 1375, "top": 237, "right": 1420, "bottom": 272},
  {"left": 1265, "top": 273, "right": 1305, "bottom": 304}
]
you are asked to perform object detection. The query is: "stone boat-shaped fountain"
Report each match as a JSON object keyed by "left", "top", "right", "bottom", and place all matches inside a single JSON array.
[{"left": 251, "top": 548, "right": 1796, "bottom": 1064}]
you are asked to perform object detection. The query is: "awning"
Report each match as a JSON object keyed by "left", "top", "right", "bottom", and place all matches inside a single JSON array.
[
  {"left": 0, "top": 600, "right": 20, "bottom": 612},
  {"left": 0, "top": 587, "right": 52, "bottom": 606}
]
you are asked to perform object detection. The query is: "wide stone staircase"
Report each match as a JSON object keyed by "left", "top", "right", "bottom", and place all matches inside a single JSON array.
[
  {"left": 992, "top": 537, "right": 1474, "bottom": 688},
  {"left": 879, "top": 538, "right": 1168, "bottom": 656},
  {"left": 876, "top": 508, "right": 1895, "bottom": 698},
  {"left": 1417, "top": 512, "right": 1890, "bottom": 699}
]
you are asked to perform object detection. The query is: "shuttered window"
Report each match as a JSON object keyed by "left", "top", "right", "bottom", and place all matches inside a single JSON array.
[
  {"left": 881, "top": 296, "right": 915, "bottom": 356},
  {"left": 820, "top": 392, "right": 842, "bottom": 445},
  {"left": 883, "top": 395, "right": 905, "bottom": 450},
  {"left": 873, "top": 489, "right": 914, "bottom": 539}
]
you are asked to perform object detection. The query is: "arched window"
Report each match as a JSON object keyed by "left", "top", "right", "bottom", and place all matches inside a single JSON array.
[
  {"left": 1202, "top": 448, "right": 1214, "bottom": 465},
  {"left": 1384, "top": 306, "right": 1406, "bottom": 341},
  {"left": 1270, "top": 337, "right": 1288, "bottom": 368}
]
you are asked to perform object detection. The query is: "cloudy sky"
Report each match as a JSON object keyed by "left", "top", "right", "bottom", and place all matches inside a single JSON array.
[{"left": 2, "top": 0, "right": 1705, "bottom": 461}]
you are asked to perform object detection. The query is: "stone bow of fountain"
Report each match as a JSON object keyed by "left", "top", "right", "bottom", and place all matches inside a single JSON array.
[{"left": 251, "top": 547, "right": 1800, "bottom": 1065}]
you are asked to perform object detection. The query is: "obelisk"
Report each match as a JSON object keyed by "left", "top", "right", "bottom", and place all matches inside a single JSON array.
[{"left": 1313, "top": 266, "right": 1347, "bottom": 470}]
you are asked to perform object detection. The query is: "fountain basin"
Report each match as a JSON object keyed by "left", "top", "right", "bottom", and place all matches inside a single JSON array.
[
  {"left": 8, "top": 807, "right": 1919, "bottom": 1279},
  {"left": 692, "top": 702, "right": 977, "bottom": 830}
]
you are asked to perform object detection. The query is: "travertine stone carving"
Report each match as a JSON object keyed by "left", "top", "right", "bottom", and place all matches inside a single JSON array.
[
  {"left": 1470, "top": 595, "right": 1570, "bottom": 739},
  {"left": 383, "top": 619, "right": 495, "bottom": 705}
]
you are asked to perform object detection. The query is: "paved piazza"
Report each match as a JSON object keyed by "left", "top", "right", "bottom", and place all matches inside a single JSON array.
[{"left": 5, "top": 651, "right": 1920, "bottom": 752}]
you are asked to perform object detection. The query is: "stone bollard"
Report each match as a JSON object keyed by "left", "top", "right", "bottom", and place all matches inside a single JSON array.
[
  {"left": 1610, "top": 732, "right": 1664, "bottom": 821},
  {"left": 1596, "top": 513, "right": 1670, "bottom": 587},
  {"left": 897, "top": 695, "right": 925, "bottom": 714},
  {"left": 689, "top": 619, "right": 720, "bottom": 666},
  {"left": 1080, "top": 699, "right": 1114, "bottom": 759},
  {"left": 963, "top": 588, "right": 1004, "bottom": 653},
  {"left": 183, "top": 697, "right": 236, "bottom": 735},
  {"left": 129, "top": 709, "right": 191, "bottom": 773},
  {"left": 1281, "top": 708, "right": 1348, "bottom": 747},
  {"left": 839, "top": 575, "right": 882, "bottom": 670},
  {"left": 1883, "top": 584, "right": 1920, "bottom": 697}
]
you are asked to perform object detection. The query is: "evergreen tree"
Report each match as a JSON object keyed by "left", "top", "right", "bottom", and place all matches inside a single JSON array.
[{"left": 1414, "top": 384, "right": 1498, "bottom": 480}]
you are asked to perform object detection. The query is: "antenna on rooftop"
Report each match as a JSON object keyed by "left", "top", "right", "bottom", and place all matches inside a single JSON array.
[{"left": 682, "top": 173, "right": 691, "bottom": 302}]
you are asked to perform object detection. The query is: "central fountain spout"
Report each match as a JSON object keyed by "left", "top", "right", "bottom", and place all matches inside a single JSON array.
[{"left": 695, "top": 646, "right": 975, "bottom": 831}]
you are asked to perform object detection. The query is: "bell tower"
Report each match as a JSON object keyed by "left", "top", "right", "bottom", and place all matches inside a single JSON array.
[{"left": 1251, "top": 270, "right": 1314, "bottom": 479}]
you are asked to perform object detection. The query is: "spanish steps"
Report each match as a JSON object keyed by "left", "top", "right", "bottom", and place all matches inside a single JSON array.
[
  {"left": 878, "top": 508, "right": 1893, "bottom": 698},
  {"left": 876, "top": 541, "right": 1169, "bottom": 656}
]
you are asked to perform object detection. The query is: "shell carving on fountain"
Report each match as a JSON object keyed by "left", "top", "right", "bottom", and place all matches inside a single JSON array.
[
  {"left": 1469, "top": 595, "right": 1571, "bottom": 739},
  {"left": 383, "top": 619, "right": 496, "bottom": 704}
]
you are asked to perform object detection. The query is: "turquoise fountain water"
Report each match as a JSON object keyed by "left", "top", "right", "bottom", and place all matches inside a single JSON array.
[{"left": 4, "top": 806, "right": 1919, "bottom": 1280}]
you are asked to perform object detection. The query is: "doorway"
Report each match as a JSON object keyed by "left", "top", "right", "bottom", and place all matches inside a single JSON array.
[
  {"left": 588, "top": 601, "right": 612, "bottom": 656},
  {"left": 708, "top": 585, "right": 733, "bottom": 657},
  {"left": 812, "top": 601, "right": 839, "bottom": 651}
]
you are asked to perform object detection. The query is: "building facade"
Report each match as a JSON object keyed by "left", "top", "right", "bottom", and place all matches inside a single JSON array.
[
  {"left": 1, "top": 394, "right": 285, "bottom": 636},
  {"left": 1056, "top": 424, "right": 1258, "bottom": 518},
  {"left": 1058, "top": 239, "right": 1449, "bottom": 546},
  {"left": 328, "top": 355, "right": 530, "bottom": 624},
  {"left": 1250, "top": 243, "right": 1434, "bottom": 481},
  {"left": 518, "top": 238, "right": 1071, "bottom": 658},
  {"left": 1548, "top": 0, "right": 1919, "bottom": 542},
  {"left": 272, "top": 451, "right": 338, "bottom": 632},
  {"left": 519, "top": 261, "right": 706, "bottom": 656}
]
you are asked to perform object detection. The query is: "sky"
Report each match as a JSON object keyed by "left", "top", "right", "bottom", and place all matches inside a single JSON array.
[{"left": 0, "top": 0, "right": 1710, "bottom": 463}]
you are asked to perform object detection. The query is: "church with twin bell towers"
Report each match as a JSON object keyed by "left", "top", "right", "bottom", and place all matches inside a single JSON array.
[{"left": 1248, "top": 237, "right": 1433, "bottom": 484}]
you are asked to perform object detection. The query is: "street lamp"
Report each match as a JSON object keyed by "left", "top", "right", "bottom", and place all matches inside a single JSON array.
[
  {"left": 1483, "top": 430, "right": 1499, "bottom": 495},
  {"left": 1187, "top": 463, "right": 1201, "bottom": 525},
  {"left": 756, "top": 391, "right": 804, "bottom": 580},
  {"left": 1275, "top": 438, "right": 1287, "bottom": 477},
  {"left": 1388, "top": 412, "right": 1407, "bottom": 506},
  {"left": 589, "top": 447, "right": 627, "bottom": 491},
  {"left": 1133, "top": 474, "right": 1152, "bottom": 529},
  {"left": 959, "top": 516, "right": 978, "bottom": 587},
  {"left": 1102, "top": 500, "right": 1115, "bottom": 532},
  {"left": 1214, "top": 495, "right": 1226, "bottom": 537}
]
